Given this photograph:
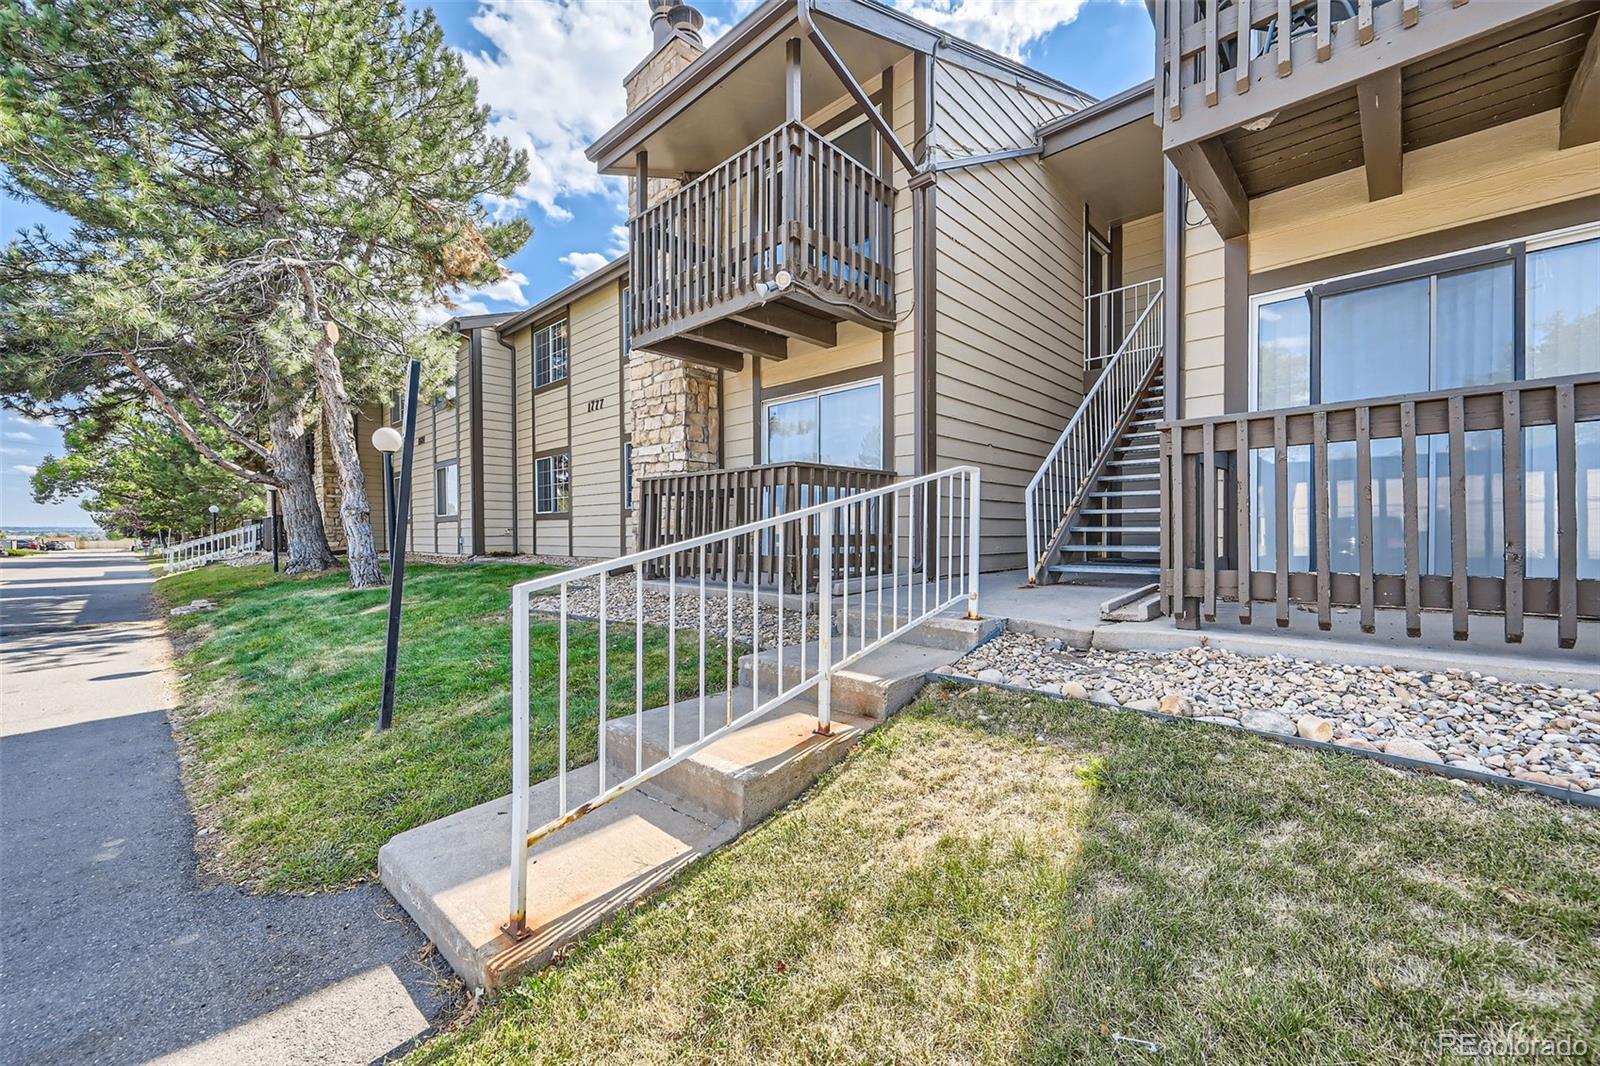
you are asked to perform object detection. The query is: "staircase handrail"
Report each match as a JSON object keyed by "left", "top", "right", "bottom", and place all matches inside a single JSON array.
[{"left": 1025, "top": 287, "right": 1164, "bottom": 584}]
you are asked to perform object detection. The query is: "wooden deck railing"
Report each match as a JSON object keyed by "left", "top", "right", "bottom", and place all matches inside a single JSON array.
[
  {"left": 1156, "top": 0, "right": 1563, "bottom": 146},
  {"left": 1160, "top": 374, "right": 1600, "bottom": 648},
  {"left": 628, "top": 121, "right": 896, "bottom": 348},
  {"left": 638, "top": 462, "right": 897, "bottom": 592}
]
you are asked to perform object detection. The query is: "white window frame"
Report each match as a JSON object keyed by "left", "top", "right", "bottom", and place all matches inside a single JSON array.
[
  {"left": 535, "top": 453, "right": 571, "bottom": 515},
  {"left": 761, "top": 377, "right": 885, "bottom": 468},
  {"left": 434, "top": 461, "right": 459, "bottom": 518},
  {"left": 534, "top": 319, "right": 569, "bottom": 389}
]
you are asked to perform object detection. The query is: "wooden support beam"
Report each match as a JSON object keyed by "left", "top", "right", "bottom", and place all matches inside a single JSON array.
[
  {"left": 728, "top": 303, "right": 838, "bottom": 347},
  {"left": 1166, "top": 137, "right": 1248, "bottom": 239},
  {"left": 785, "top": 37, "right": 802, "bottom": 123},
  {"left": 688, "top": 319, "right": 789, "bottom": 360},
  {"left": 1357, "top": 69, "right": 1403, "bottom": 201},
  {"left": 643, "top": 337, "right": 746, "bottom": 372},
  {"left": 1560, "top": 13, "right": 1600, "bottom": 149}
]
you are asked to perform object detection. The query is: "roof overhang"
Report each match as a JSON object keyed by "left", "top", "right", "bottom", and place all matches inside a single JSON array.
[
  {"left": 494, "top": 256, "right": 629, "bottom": 338},
  {"left": 1040, "top": 80, "right": 1164, "bottom": 225},
  {"left": 587, "top": 0, "right": 1089, "bottom": 178},
  {"left": 443, "top": 311, "right": 514, "bottom": 335}
]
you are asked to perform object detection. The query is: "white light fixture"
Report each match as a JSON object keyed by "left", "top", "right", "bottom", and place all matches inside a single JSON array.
[
  {"left": 445, "top": 383, "right": 458, "bottom": 402},
  {"left": 755, "top": 269, "right": 793, "bottom": 301},
  {"left": 208, "top": 504, "right": 220, "bottom": 514},
  {"left": 1241, "top": 112, "right": 1278, "bottom": 132},
  {"left": 371, "top": 426, "right": 404, "bottom": 454}
]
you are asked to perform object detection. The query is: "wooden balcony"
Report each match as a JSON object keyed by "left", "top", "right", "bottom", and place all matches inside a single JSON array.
[
  {"left": 1160, "top": 374, "right": 1600, "bottom": 649},
  {"left": 637, "top": 461, "right": 896, "bottom": 591},
  {"left": 627, "top": 121, "right": 896, "bottom": 366},
  {"left": 1157, "top": 0, "right": 1599, "bottom": 234}
]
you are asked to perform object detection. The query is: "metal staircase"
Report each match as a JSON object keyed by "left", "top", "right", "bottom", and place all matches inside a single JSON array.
[
  {"left": 1049, "top": 367, "right": 1164, "bottom": 579},
  {"left": 1025, "top": 280, "right": 1164, "bottom": 585}
]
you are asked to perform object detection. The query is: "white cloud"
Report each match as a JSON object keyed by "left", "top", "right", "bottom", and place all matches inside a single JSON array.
[
  {"left": 18, "top": 414, "right": 54, "bottom": 428},
  {"left": 3, "top": 430, "right": 35, "bottom": 442},
  {"left": 418, "top": 299, "right": 493, "bottom": 329},
  {"left": 559, "top": 251, "right": 611, "bottom": 280},
  {"left": 890, "top": 0, "right": 1091, "bottom": 60},
  {"left": 469, "top": 270, "right": 529, "bottom": 305},
  {"left": 13, "top": 464, "right": 38, "bottom": 476},
  {"left": 461, "top": 1, "right": 653, "bottom": 221}
]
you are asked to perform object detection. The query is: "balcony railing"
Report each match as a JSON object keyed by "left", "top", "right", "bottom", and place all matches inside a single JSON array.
[
  {"left": 637, "top": 461, "right": 897, "bottom": 592},
  {"left": 1156, "top": 0, "right": 1567, "bottom": 149},
  {"left": 1160, "top": 374, "right": 1599, "bottom": 649},
  {"left": 628, "top": 121, "right": 896, "bottom": 351}
]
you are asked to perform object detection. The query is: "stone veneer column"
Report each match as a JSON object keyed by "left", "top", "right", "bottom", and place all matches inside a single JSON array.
[{"left": 624, "top": 22, "right": 722, "bottom": 532}]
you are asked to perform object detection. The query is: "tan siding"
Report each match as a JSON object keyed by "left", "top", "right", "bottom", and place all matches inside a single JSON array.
[
  {"left": 478, "top": 332, "right": 517, "bottom": 553},
  {"left": 354, "top": 403, "right": 387, "bottom": 552},
  {"left": 1251, "top": 110, "right": 1600, "bottom": 273},
  {"left": 402, "top": 341, "right": 473, "bottom": 555},
  {"left": 1182, "top": 193, "right": 1226, "bottom": 419},
  {"left": 506, "top": 326, "right": 536, "bottom": 544},
  {"left": 569, "top": 283, "right": 626, "bottom": 558},
  {"left": 532, "top": 383, "right": 568, "bottom": 454},
  {"left": 931, "top": 59, "right": 1079, "bottom": 570},
  {"left": 1121, "top": 212, "right": 1163, "bottom": 285},
  {"left": 722, "top": 360, "right": 756, "bottom": 467}
]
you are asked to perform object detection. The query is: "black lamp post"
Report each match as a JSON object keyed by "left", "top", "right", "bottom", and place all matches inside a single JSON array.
[
  {"left": 208, "top": 503, "right": 219, "bottom": 536},
  {"left": 376, "top": 359, "right": 421, "bottom": 731}
]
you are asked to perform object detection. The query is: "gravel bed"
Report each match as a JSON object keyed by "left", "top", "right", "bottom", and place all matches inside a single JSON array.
[
  {"left": 529, "top": 570, "right": 821, "bottom": 648},
  {"left": 952, "top": 632, "right": 1600, "bottom": 794}
]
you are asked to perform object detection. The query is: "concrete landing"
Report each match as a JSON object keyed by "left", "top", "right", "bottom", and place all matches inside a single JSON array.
[{"left": 378, "top": 761, "right": 736, "bottom": 992}]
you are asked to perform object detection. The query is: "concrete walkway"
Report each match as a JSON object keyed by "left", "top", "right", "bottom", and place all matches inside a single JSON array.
[{"left": 0, "top": 551, "right": 456, "bottom": 1065}]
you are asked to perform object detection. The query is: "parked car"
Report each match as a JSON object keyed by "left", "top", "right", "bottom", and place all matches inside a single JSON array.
[{"left": 44, "top": 540, "right": 73, "bottom": 551}]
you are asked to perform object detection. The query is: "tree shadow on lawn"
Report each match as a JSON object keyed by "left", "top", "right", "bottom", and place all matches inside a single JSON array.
[{"left": 985, "top": 688, "right": 1600, "bottom": 1066}]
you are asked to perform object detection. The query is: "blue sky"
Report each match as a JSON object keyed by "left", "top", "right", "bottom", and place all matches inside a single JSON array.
[{"left": 1, "top": 0, "right": 1153, "bottom": 530}]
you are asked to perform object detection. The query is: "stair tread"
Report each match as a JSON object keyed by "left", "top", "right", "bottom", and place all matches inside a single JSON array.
[{"left": 1060, "top": 543, "right": 1161, "bottom": 555}]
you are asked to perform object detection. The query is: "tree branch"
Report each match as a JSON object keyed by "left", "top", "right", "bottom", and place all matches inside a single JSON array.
[{"left": 121, "top": 353, "right": 278, "bottom": 486}]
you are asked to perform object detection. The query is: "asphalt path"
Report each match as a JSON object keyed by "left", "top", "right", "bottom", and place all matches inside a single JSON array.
[{"left": 0, "top": 550, "right": 457, "bottom": 1065}]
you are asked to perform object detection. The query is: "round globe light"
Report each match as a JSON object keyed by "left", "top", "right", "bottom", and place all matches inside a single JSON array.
[
  {"left": 208, "top": 504, "right": 220, "bottom": 514},
  {"left": 371, "top": 426, "right": 404, "bottom": 454}
]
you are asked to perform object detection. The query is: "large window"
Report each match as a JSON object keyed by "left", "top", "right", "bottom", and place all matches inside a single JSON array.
[
  {"left": 434, "top": 462, "right": 459, "bottom": 518},
  {"left": 534, "top": 320, "right": 569, "bottom": 388},
  {"left": 535, "top": 453, "right": 570, "bottom": 515},
  {"left": 763, "top": 379, "right": 883, "bottom": 469},
  {"left": 1248, "top": 224, "right": 1599, "bottom": 581}
]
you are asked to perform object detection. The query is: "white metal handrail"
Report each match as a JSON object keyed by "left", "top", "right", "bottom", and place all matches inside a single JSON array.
[
  {"left": 1025, "top": 286, "right": 1164, "bottom": 584},
  {"left": 505, "top": 465, "right": 981, "bottom": 936},
  {"left": 1084, "top": 279, "right": 1162, "bottom": 370},
  {"left": 163, "top": 524, "right": 259, "bottom": 573}
]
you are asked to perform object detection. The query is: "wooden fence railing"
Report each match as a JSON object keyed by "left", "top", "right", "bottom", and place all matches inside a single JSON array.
[
  {"left": 1160, "top": 374, "right": 1600, "bottom": 648},
  {"left": 628, "top": 121, "right": 896, "bottom": 347},
  {"left": 638, "top": 462, "right": 897, "bottom": 592}
]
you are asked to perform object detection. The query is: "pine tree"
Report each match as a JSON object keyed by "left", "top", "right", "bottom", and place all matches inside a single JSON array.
[{"left": 0, "top": 0, "right": 530, "bottom": 585}]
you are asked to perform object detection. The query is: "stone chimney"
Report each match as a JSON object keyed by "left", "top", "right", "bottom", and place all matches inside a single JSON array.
[{"left": 625, "top": 0, "right": 720, "bottom": 538}]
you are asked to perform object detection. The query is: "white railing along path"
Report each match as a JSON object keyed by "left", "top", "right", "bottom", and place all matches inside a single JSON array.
[{"left": 163, "top": 524, "right": 260, "bottom": 573}]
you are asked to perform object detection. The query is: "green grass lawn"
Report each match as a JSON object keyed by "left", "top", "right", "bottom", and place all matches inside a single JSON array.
[
  {"left": 412, "top": 685, "right": 1600, "bottom": 1066},
  {"left": 155, "top": 562, "right": 731, "bottom": 892}
]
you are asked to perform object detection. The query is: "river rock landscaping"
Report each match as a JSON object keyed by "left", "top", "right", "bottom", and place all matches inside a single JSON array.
[
  {"left": 529, "top": 569, "right": 821, "bottom": 647},
  {"left": 951, "top": 632, "right": 1600, "bottom": 794}
]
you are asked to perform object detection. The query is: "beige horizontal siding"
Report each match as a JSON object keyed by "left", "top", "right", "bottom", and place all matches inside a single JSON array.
[
  {"left": 931, "top": 58, "right": 1078, "bottom": 570},
  {"left": 1251, "top": 109, "right": 1600, "bottom": 273},
  {"left": 569, "top": 283, "right": 626, "bottom": 558},
  {"left": 478, "top": 332, "right": 517, "bottom": 553},
  {"left": 1182, "top": 193, "right": 1226, "bottom": 419},
  {"left": 1121, "top": 212, "right": 1163, "bottom": 285}
]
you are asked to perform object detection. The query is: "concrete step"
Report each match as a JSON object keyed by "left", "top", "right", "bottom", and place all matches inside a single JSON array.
[
  {"left": 605, "top": 690, "right": 872, "bottom": 831},
  {"left": 1049, "top": 561, "right": 1160, "bottom": 577},
  {"left": 737, "top": 634, "right": 965, "bottom": 722},
  {"left": 837, "top": 606, "right": 1003, "bottom": 652},
  {"left": 379, "top": 760, "right": 737, "bottom": 993}
]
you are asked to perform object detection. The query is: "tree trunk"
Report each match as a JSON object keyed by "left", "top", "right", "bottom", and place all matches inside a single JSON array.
[
  {"left": 308, "top": 329, "right": 383, "bottom": 588},
  {"left": 267, "top": 393, "right": 337, "bottom": 574},
  {"left": 292, "top": 268, "right": 383, "bottom": 588}
]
